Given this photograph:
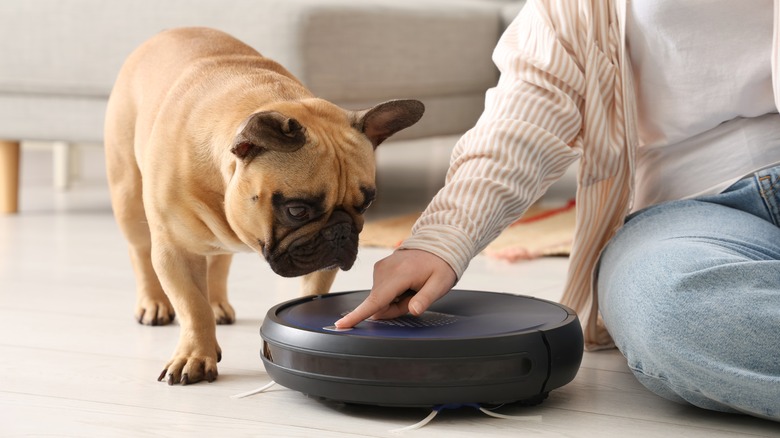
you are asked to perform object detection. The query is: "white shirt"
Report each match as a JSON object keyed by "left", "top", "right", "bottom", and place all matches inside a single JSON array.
[{"left": 628, "top": 0, "right": 780, "bottom": 210}]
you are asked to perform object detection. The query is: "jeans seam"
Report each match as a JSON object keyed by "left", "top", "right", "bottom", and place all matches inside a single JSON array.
[
  {"left": 756, "top": 174, "right": 780, "bottom": 227},
  {"left": 628, "top": 364, "right": 706, "bottom": 396}
]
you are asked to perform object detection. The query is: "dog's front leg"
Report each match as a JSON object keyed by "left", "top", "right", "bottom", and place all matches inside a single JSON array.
[
  {"left": 300, "top": 268, "right": 338, "bottom": 296},
  {"left": 207, "top": 254, "right": 236, "bottom": 324},
  {"left": 151, "top": 242, "right": 221, "bottom": 385}
]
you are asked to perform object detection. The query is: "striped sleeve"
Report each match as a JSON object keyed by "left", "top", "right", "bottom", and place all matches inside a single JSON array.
[
  {"left": 401, "top": 0, "right": 631, "bottom": 351},
  {"left": 399, "top": 0, "right": 587, "bottom": 277}
]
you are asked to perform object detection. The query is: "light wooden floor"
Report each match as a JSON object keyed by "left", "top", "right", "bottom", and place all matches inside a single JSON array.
[{"left": 1, "top": 142, "right": 777, "bottom": 437}]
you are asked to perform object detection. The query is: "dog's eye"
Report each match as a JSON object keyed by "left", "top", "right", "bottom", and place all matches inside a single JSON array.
[
  {"left": 287, "top": 206, "right": 309, "bottom": 220},
  {"left": 357, "top": 199, "right": 373, "bottom": 214},
  {"left": 356, "top": 187, "right": 376, "bottom": 214}
]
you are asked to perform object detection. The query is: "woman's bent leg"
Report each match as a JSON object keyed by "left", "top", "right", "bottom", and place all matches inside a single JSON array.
[{"left": 597, "top": 182, "right": 780, "bottom": 420}]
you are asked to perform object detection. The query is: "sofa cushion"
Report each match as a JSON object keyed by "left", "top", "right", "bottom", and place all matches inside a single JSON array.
[{"left": 0, "top": 0, "right": 500, "bottom": 102}]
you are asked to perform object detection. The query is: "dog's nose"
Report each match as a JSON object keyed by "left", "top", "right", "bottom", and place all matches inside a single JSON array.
[{"left": 322, "top": 222, "right": 351, "bottom": 247}]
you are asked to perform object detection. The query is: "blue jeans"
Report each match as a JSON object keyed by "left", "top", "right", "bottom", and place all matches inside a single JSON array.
[{"left": 597, "top": 166, "right": 780, "bottom": 421}]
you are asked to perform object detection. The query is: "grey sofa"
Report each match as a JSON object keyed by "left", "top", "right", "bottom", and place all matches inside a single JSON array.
[{"left": 0, "top": 0, "right": 524, "bottom": 213}]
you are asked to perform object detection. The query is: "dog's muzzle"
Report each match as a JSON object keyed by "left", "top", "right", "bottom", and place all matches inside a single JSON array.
[{"left": 268, "top": 211, "right": 359, "bottom": 277}]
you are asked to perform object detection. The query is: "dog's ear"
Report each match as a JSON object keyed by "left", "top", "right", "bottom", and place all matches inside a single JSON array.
[
  {"left": 352, "top": 100, "right": 425, "bottom": 148},
  {"left": 231, "top": 111, "right": 307, "bottom": 161}
]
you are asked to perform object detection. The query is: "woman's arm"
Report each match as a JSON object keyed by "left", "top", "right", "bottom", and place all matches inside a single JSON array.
[{"left": 336, "top": 0, "right": 590, "bottom": 327}]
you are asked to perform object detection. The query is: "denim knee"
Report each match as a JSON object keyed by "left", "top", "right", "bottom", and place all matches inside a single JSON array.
[
  {"left": 599, "top": 248, "right": 741, "bottom": 412},
  {"left": 598, "top": 201, "right": 780, "bottom": 419}
]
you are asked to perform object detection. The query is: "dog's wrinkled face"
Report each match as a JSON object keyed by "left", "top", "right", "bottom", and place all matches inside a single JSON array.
[{"left": 224, "top": 98, "right": 423, "bottom": 277}]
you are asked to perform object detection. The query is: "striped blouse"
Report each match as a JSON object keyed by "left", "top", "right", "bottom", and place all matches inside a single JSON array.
[{"left": 401, "top": 0, "right": 780, "bottom": 350}]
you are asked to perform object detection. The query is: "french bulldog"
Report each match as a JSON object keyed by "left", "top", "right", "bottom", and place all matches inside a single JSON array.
[{"left": 104, "top": 27, "right": 424, "bottom": 385}]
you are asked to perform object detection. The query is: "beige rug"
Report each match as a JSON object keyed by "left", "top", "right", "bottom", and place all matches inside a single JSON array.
[{"left": 360, "top": 200, "right": 575, "bottom": 262}]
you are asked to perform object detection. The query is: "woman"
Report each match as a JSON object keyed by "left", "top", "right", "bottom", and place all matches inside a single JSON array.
[{"left": 336, "top": 0, "right": 780, "bottom": 420}]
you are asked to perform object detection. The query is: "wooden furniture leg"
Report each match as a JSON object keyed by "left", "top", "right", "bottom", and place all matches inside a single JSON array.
[{"left": 0, "top": 140, "right": 21, "bottom": 214}]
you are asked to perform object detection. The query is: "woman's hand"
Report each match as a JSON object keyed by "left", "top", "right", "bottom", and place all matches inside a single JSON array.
[{"left": 334, "top": 249, "right": 457, "bottom": 328}]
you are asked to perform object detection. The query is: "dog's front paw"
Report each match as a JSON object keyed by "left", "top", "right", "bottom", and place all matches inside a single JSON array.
[
  {"left": 135, "top": 296, "right": 176, "bottom": 326},
  {"left": 210, "top": 299, "right": 236, "bottom": 325},
  {"left": 158, "top": 343, "right": 222, "bottom": 385}
]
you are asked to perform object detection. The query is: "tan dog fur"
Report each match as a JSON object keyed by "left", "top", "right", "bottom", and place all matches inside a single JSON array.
[{"left": 104, "top": 27, "right": 423, "bottom": 385}]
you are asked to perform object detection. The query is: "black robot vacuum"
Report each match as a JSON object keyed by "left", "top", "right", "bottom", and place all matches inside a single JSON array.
[{"left": 260, "top": 289, "right": 583, "bottom": 408}]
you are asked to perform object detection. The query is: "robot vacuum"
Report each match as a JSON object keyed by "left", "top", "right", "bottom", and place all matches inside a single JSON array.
[{"left": 260, "top": 289, "right": 583, "bottom": 407}]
